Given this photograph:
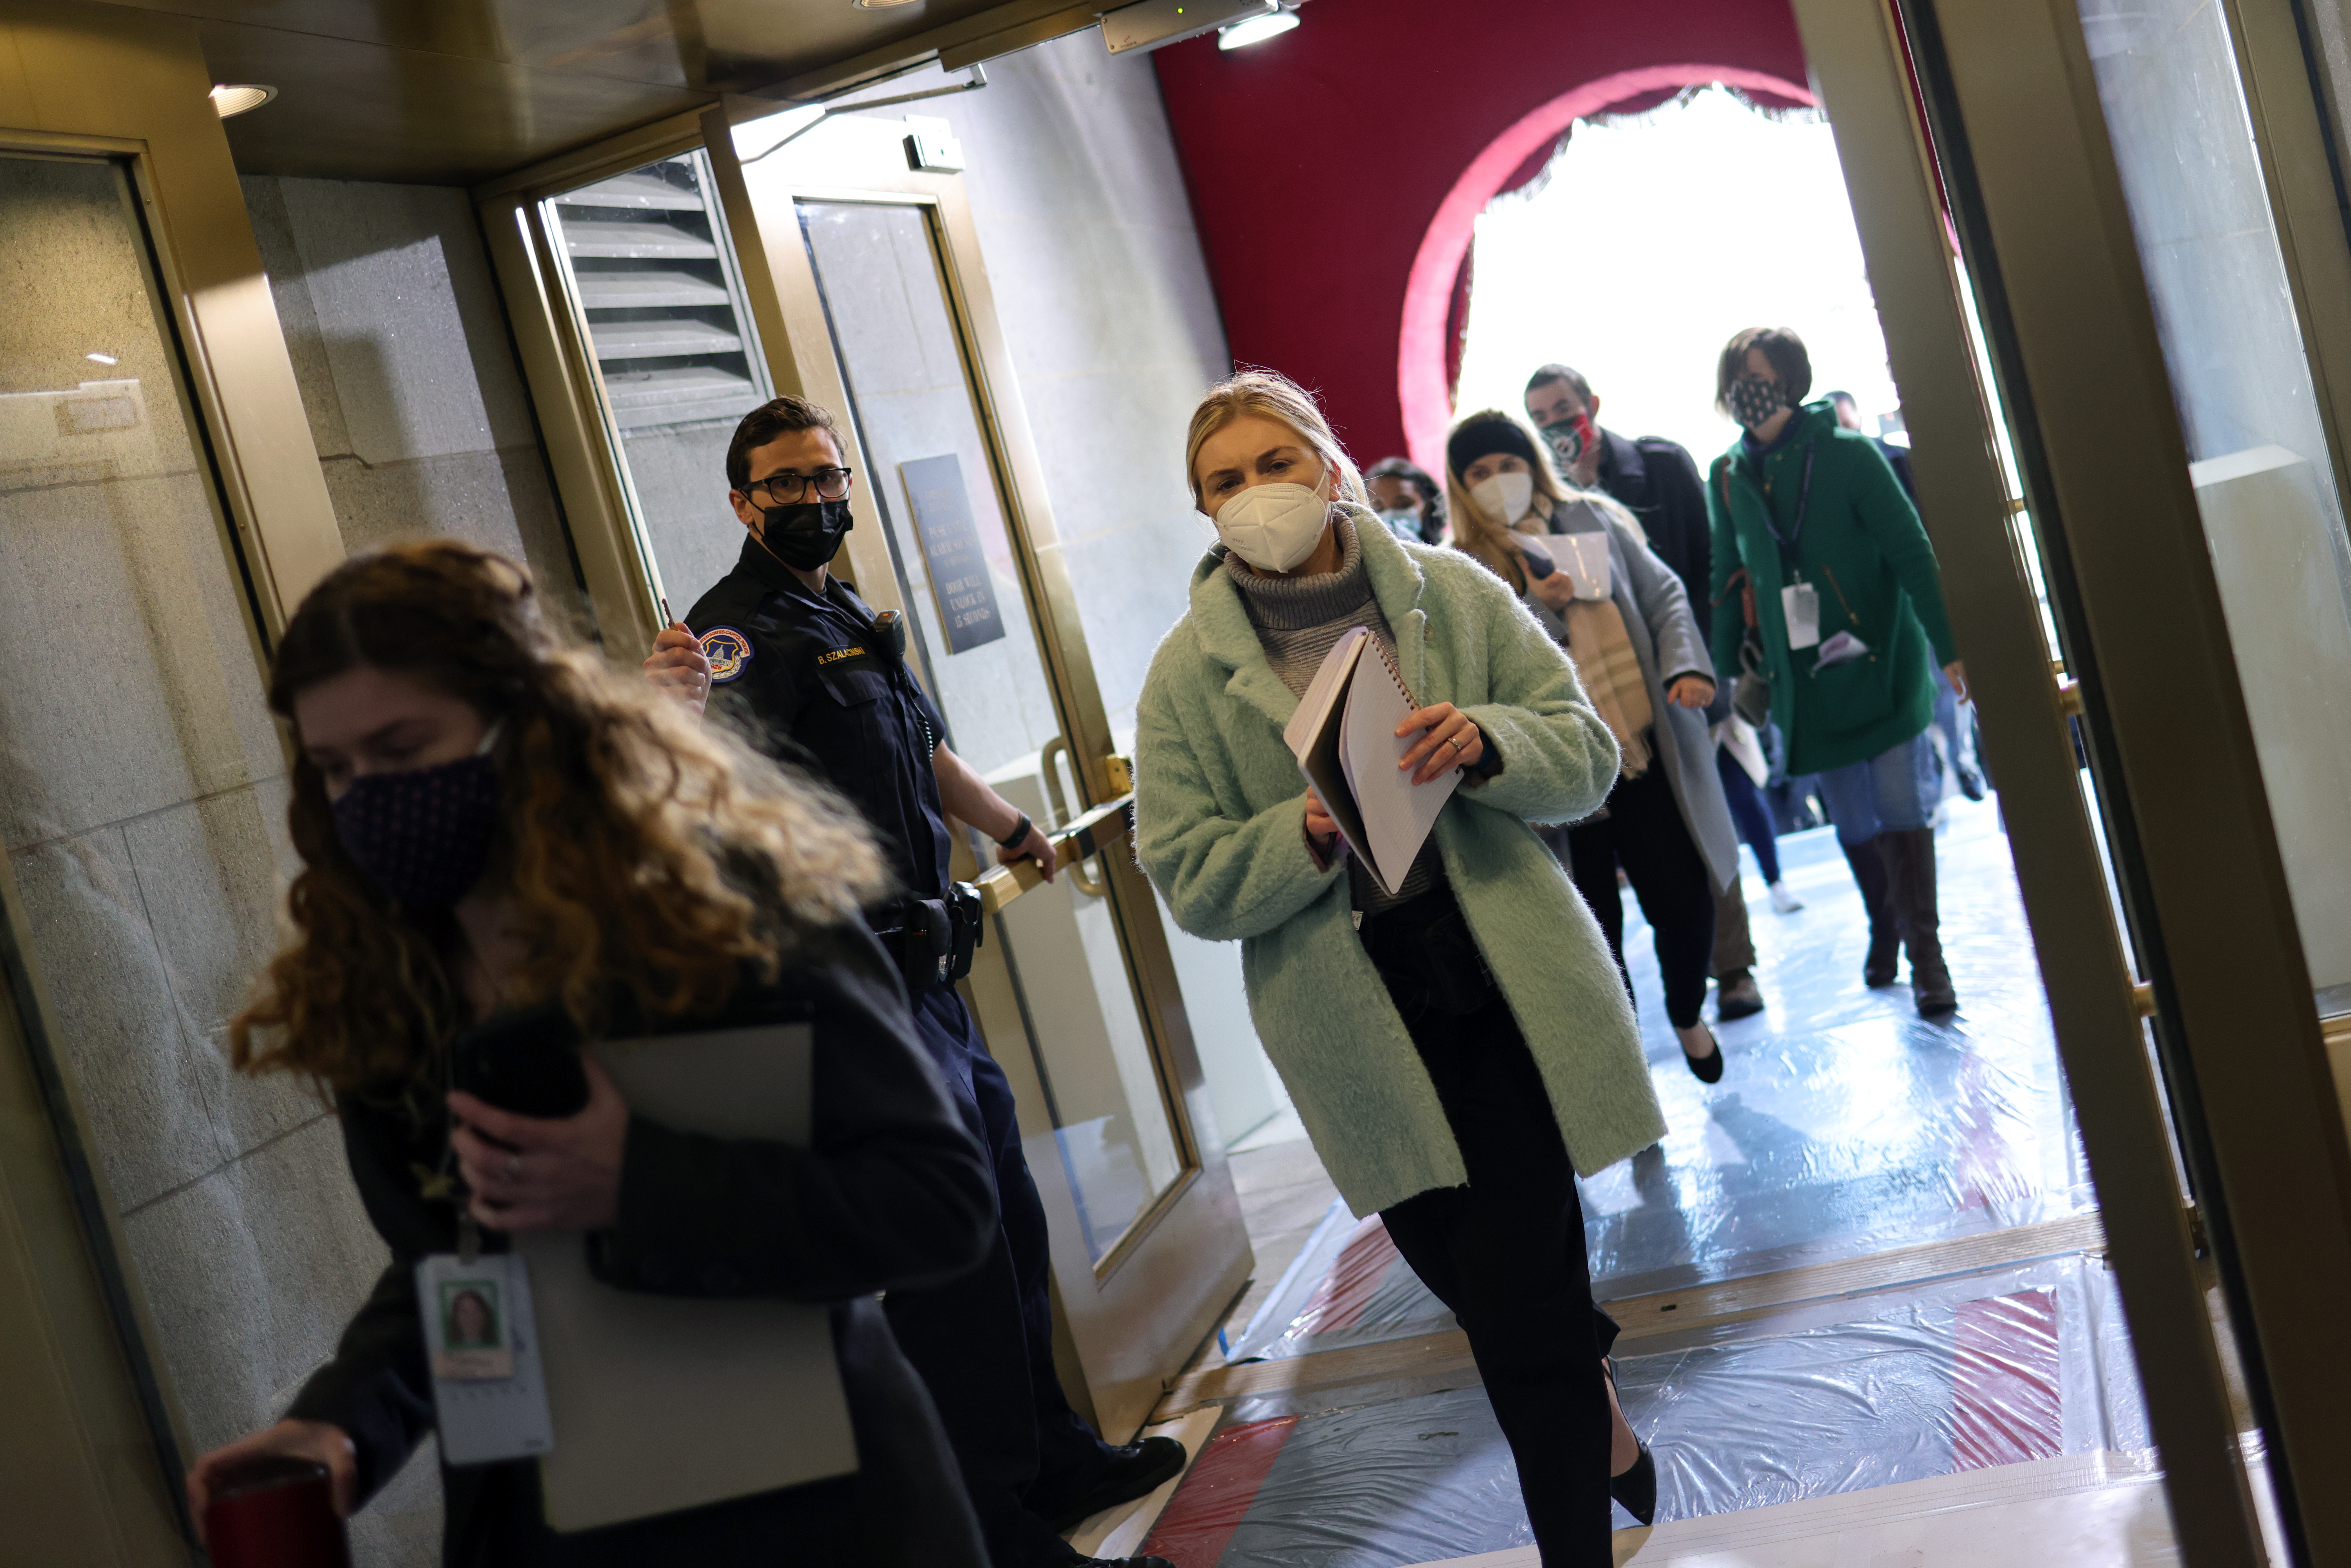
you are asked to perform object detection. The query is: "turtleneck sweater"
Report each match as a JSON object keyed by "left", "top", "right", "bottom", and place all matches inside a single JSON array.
[{"left": 1225, "top": 515, "right": 1441, "bottom": 911}]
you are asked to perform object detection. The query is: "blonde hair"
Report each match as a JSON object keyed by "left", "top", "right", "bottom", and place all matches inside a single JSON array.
[
  {"left": 1184, "top": 370, "right": 1369, "bottom": 511},
  {"left": 1444, "top": 407, "right": 1641, "bottom": 592}
]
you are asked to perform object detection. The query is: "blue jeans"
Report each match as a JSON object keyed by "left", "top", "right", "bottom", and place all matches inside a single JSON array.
[{"left": 1815, "top": 732, "right": 1938, "bottom": 846}]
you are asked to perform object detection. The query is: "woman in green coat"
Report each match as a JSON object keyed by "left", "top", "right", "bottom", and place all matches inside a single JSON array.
[
  {"left": 1704, "top": 327, "right": 1969, "bottom": 1014},
  {"left": 1134, "top": 371, "right": 1668, "bottom": 1565}
]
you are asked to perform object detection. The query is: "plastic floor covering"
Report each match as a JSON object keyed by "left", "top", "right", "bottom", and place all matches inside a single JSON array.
[
  {"left": 1229, "top": 796, "right": 2087, "bottom": 1365},
  {"left": 1150, "top": 1255, "right": 2149, "bottom": 1568},
  {"left": 1166, "top": 797, "right": 2160, "bottom": 1567}
]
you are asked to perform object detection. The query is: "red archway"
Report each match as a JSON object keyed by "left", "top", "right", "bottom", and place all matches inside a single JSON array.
[
  {"left": 1399, "top": 65, "right": 1816, "bottom": 475},
  {"left": 1151, "top": 0, "right": 1810, "bottom": 468}
]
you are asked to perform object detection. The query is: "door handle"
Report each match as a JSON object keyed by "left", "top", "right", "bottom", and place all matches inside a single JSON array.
[
  {"left": 1034, "top": 735, "right": 1108, "bottom": 896},
  {"left": 975, "top": 795, "right": 1134, "bottom": 916}
]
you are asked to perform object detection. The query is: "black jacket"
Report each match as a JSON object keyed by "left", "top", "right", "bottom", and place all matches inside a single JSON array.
[
  {"left": 287, "top": 924, "right": 994, "bottom": 1566},
  {"left": 1595, "top": 427, "right": 1713, "bottom": 613},
  {"left": 687, "top": 540, "right": 955, "bottom": 904}
]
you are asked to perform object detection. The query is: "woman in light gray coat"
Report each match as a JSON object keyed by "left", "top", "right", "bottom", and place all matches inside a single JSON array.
[
  {"left": 1134, "top": 372, "right": 1668, "bottom": 1566},
  {"left": 1447, "top": 410, "right": 1740, "bottom": 1082}
]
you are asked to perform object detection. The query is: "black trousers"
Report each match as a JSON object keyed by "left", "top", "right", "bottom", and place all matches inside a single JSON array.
[
  {"left": 1566, "top": 760, "right": 1716, "bottom": 1029},
  {"left": 1361, "top": 890, "right": 1619, "bottom": 1566},
  {"left": 886, "top": 987, "right": 1113, "bottom": 1568}
]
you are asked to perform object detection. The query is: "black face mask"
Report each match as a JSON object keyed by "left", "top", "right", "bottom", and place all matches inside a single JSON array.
[{"left": 752, "top": 499, "right": 853, "bottom": 572}]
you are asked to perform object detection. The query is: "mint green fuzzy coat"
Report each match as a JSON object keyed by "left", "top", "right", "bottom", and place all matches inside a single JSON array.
[{"left": 1133, "top": 507, "right": 1669, "bottom": 1218}]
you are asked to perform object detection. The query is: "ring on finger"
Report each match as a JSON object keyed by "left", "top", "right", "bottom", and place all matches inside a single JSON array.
[{"left": 1447, "top": 733, "right": 1466, "bottom": 752}]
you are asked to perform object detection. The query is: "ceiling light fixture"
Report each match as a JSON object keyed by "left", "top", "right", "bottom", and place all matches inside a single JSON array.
[
  {"left": 1218, "top": 10, "right": 1298, "bottom": 48},
  {"left": 209, "top": 83, "right": 277, "bottom": 118},
  {"left": 852, "top": 0, "right": 922, "bottom": 8}
]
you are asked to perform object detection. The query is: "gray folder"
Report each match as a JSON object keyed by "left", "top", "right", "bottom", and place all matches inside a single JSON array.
[{"left": 518, "top": 1022, "right": 857, "bottom": 1532}]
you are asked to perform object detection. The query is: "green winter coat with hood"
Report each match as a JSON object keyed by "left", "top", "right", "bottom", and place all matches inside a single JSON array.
[{"left": 1705, "top": 399, "right": 1960, "bottom": 776}]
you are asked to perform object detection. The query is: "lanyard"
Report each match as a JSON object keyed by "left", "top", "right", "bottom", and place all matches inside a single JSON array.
[{"left": 1760, "top": 440, "right": 1819, "bottom": 557}]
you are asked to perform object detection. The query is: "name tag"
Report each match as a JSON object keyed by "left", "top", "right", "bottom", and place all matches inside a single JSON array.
[
  {"left": 417, "top": 1252, "right": 555, "bottom": 1466},
  {"left": 1781, "top": 581, "right": 1821, "bottom": 650}
]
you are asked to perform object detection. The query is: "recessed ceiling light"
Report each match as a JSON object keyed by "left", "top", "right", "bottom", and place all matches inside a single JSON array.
[
  {"left": 852, "top": 0, "right": 922, "bottom": 8},
  {"left": 86, "top": 352, "right": 118, "bottom": 365},
  {"left": 209, "top": 84, "right": 277, "bottom": 118},
  {"left": 1219, "top": 11, "right": 1298, "bottom": 48}
]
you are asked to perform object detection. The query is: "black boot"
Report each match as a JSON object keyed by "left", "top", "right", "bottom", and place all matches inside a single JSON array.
[
  {"left": 1882, "top": 828, "right": 1957, "bottom": 1015},
  {"left": 1841, "top": 836, "right": 1901, "bottom": 988}
]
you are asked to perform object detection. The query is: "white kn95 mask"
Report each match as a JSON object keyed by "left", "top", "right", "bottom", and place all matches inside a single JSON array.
[
  {"left": 1471, "top": 471, "right": 1535, "bottom": 525},
  {"left": 1214, "top": 482, "right": 1332, "bottom": 573}
]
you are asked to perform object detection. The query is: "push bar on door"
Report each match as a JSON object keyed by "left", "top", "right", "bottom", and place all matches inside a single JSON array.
[{"left": 973, "top": 794, "right": 1135, "bottom": 916}]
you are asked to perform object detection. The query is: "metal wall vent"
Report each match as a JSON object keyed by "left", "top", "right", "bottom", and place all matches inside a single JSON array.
[{"left": 548, "top": 153, "right": 770, "bottom": 431}]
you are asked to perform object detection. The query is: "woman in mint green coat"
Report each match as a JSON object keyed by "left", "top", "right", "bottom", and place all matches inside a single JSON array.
[
  {"left": 1704, "top": 327, "right": 1968, "bottom": 1015},
  {"left": 1134, "top": 372, "right": 1669, "bottom": 1565}
]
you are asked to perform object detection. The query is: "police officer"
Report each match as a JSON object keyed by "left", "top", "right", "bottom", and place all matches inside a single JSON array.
[{"left": 644, "top": 396, "right": 1182, "bottom": 1568}]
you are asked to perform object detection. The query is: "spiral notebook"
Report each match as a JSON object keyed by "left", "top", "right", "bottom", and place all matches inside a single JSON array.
[{"left": 1284, "top": 627, "right": 1460, "bottom": 896}]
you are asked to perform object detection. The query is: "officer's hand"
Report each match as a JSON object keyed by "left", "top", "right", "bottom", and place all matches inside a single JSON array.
[
  {"left": 999, "top": 821, "right": 1057, "bottom": 882},
  {"left": 644, "top": 625, "right": 711, "bottom": 716}
]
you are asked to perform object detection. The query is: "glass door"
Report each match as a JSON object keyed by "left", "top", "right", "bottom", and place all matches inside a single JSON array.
[
  {"left": 493, "top": 111, "right": 1252, "bottom": 1443},
  {"left": 1799, "top": 0, "right": 2351, "bottom": 1560}
]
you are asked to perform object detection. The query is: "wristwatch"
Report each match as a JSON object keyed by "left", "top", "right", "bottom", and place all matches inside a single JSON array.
[{"left": 996, "top": 811, "right": 1033, "bottom": 851}]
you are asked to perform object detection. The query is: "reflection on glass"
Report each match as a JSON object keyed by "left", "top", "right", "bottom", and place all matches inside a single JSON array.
[
  {"left": 798, "top": 198, "right": 1183, "bottom": 1260},
  {"left": 543, "top": 152, "right": 773, "bottom": 611},
  {"left": 0, "top": 154, "right": 301, "bottom": 1444},
  {"left": 2078, "top": 0, "right": 2351, "bottom": 1008}
]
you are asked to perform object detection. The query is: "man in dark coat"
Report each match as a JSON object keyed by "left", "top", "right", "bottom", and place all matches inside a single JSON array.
[{"left": 1527, "top": 364, "right": 1768, "bottom": 1022}]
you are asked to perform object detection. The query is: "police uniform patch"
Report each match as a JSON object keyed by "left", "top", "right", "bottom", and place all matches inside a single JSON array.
[{"left": 699, "top": 626, "right": 753, "bottom": 684}]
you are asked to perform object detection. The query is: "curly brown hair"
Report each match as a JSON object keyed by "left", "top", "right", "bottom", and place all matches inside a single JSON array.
[{"left": 229, "top": 541, "right": 886, "bottom": 1093}]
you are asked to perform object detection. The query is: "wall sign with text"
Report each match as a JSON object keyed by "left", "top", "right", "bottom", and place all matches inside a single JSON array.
[{"left": 899, "top": 453, "right": 1007, "bottom": 653}]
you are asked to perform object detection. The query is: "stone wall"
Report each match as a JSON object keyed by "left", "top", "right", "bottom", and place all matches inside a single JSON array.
[{"left": 241, "top": 174, "right": 592, "bottom": 638}]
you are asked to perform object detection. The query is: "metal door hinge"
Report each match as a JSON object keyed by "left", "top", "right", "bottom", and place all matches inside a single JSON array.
[
  {"left": 2131, "top": 982, "right": 2155, "bottom": 1017},
  {"left": 1105, "top": 754, "right": 1133, "bottom": 794},
  {"left": 2056, "top": 675, "right": 2085, "bottom": 719}
]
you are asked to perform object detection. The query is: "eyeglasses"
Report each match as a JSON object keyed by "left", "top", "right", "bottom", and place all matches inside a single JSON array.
[{"left": 744, "top": 467, "right": 853, "bottom": 505}]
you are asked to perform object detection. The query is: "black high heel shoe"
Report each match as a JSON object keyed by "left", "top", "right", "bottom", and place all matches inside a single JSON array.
[
  {"left": 1680, "top": 1024, "right": 1724, "bottom": 1085},
  {"left": 1604, "top": 1356, "right": 1657, "bottom": 1525}
]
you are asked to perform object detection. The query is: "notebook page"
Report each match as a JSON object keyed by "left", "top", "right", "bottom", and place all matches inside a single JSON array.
[
  {"left": 1295, "top": 638, "right": 1376, "bottom": 870},
  {"left": 1284, "top": 626, "right": 1370, "bottom": 758},
  {"left": 1339, "top": 647, "right": 1460, "bottom": 895}
]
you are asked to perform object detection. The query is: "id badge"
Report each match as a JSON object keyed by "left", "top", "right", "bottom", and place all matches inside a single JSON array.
[
  {"left": 416, "top": 1252, "right": 555, "bottom": 1466},
  {"left": 1781, "top": 581, "right": 1822, "bottom": 650}
]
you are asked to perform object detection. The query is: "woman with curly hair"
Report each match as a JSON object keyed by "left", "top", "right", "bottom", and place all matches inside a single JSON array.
[{"left": 185, "top": 541, "right": 995, "bottom": 1565}]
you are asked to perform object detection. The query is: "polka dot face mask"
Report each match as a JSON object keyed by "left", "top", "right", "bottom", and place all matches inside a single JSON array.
[{"left": 331, "top": 722, "right": 504, "bottom": 908}]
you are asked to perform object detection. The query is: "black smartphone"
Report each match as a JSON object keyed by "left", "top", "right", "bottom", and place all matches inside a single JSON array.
[{"left": 452, "top": 1020, "right": 590, "bottom": 1120}]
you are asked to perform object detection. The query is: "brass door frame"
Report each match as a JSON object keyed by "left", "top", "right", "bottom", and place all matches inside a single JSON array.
[
  {"left": 0, "top": 3, "right": 343, "bottom": 638},
  {"left": 479, "top": 104, "right": 1249, "bottom": 1439},
  {"left": 726, "top": 120, "right": 1247, "bottom": 1438},
  {"left": 1792, "top": 3, "right": 2270, "bottom": 1560},
  {"left": 1859, "top": 0, "right": 2351, "bottom": 1559},
  {"left": 0, "top": 6, "right": 358, "bottom": 1558},
  {"left": 475, "top": 107, "right": 712, "bottom": 660}
]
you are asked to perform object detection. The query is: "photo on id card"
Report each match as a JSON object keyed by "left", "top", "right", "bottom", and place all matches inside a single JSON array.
[{"left": 433, "top": 1276, "right": 514, "bottom": 1380}]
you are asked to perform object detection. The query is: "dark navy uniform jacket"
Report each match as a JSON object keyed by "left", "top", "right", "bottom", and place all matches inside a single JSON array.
[{"left": 685, "top": 535, "right": 955, "bottom": 904}]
